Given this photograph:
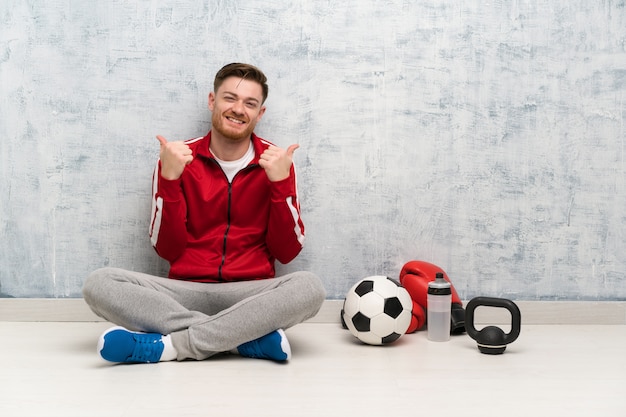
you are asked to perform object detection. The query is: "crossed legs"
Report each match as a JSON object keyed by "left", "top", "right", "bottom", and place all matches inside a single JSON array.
[{"left": 82, "top": 267, "right": 326, "bottom": 361}]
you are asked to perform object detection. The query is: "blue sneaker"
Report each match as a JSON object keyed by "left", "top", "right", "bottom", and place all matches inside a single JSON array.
[
  {"left": 237, "top": 329, "right": 291, "bottom": 362},
  {"left": 98, "top": 326, "right": 164, "bottom": 364}
]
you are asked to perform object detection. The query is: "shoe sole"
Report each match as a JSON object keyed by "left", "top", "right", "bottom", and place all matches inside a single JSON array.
[{"left": 277, "top": 329, "right": 292, "bottom": 361}]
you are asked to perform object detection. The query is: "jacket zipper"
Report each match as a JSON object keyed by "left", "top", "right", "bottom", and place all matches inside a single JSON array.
[
  {"left": 217, "top": 180, "right": 232, "bottom": 281},
  {"left": 214, "top": 161, "right": 259, "bottom": 281}
]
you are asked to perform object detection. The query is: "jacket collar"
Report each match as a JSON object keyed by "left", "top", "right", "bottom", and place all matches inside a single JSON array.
[{"left": 197, "top": 131, "right": 267, "bottom": 164}]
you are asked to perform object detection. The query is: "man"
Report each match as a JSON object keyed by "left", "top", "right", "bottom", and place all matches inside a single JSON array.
[{"left": 83, "top": 63, "right": 326, "bottom": 364}]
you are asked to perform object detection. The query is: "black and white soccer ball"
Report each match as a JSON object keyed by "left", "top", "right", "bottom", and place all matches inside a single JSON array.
[{"left": 341, "top": 275, "right": 413, "bottom": 345}]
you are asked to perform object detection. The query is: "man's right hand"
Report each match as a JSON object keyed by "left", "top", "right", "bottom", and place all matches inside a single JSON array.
[{"left": 156, "top": 135, "right": 193, "bottom": 180}]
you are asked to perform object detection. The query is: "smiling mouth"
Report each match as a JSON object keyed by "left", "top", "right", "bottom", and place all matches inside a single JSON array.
[{"left": 226, "top": 116, "right": 246, "bottom": 125}]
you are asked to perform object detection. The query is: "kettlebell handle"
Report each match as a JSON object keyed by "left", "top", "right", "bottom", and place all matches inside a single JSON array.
[{"left": 465, "top": 297, "right": 521, "bottom": 345}]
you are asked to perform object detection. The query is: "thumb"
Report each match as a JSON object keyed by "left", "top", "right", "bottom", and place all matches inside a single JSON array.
[
  {"left": 286, "top": 144, "right": 300, "bottom": 157},
  {"left": 156, "top": 135, "right": 168, "bottom": 147}
]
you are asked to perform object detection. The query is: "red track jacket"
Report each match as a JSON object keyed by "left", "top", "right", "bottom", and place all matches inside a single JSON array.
[{"left": 149, "top": 132, "right": 305, "bottom": 282}]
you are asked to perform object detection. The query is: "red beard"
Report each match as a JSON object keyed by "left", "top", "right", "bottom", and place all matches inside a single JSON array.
[{"left": 211, "top": 112, "right": 256, "bottom": 142}]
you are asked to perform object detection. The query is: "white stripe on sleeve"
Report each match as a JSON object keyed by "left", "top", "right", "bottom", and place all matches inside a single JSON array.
[{"left": 149, "top": 161, "right": 163, "bottom": 247}]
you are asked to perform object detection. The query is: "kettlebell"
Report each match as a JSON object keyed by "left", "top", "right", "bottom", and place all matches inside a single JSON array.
[{"left": 465, "top": 297, "right": 521, "bottom": 354}]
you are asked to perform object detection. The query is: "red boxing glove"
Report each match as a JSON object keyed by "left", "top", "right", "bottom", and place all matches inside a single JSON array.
[
  {"left": 406, "top": 300, "right": 424, "bottom": 334},
  {"left": 399, "top": 260, "right": 465, "bottom": 334}
]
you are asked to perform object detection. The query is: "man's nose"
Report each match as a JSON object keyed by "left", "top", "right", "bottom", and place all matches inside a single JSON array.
[{"left": 232, "top": 100, "right": 244, "bottom": 114}]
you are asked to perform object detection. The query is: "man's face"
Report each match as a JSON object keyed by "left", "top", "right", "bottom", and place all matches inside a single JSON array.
[{"left": 209, "top": 76, "right": 266, "bottom": 142}]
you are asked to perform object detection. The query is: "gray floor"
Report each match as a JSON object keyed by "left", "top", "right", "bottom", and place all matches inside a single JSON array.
[{"left": 1, "top": 321, "right": 624, "bottom": 417}]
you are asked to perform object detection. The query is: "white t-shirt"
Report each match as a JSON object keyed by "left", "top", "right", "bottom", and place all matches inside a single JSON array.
[{"left": 211, "top": 141, "right": 255, "bottom": 183}]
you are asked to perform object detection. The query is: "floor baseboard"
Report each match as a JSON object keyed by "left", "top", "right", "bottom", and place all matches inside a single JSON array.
[{"left": 1, "top": 298, "right": 625, "bottom": 324}]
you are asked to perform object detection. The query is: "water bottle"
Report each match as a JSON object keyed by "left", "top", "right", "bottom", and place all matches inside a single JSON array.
[{"left": 427, "top": 272, "right": 451, "bottom": 342}]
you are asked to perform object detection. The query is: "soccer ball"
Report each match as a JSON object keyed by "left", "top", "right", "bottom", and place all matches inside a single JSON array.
[{"left": 342, "top": 275, "right": 413, "bottom": 345}]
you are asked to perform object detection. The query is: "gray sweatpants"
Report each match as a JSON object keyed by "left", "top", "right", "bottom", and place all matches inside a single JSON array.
[{"left": 82, "top": 267, "right": 326, "bottom": 361}]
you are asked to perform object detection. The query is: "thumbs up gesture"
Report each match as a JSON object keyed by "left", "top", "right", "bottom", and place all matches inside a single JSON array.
[
  {"left": 259, "top": 144, "right": 299, "bottom": 182},
  {"left": 156, "top": 135, "right": 194, "bottom": 180}
]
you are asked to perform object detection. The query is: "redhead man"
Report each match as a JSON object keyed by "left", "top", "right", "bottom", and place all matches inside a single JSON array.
[{"left": 83, "top": 63, "right": 325, "bottom": 363}]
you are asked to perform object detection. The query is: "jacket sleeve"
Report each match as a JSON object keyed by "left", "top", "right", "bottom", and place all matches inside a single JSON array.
[
  {"left": 149, "top": 161, "right": 188, "bottom": 262},
  {"left": 265, "top": 164, "right": 305, "bottom": 264}
]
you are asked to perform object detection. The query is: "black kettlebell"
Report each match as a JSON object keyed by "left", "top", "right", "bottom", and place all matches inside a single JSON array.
[{"left": 465, "top": 297, "right": 521, "bottom": 354}]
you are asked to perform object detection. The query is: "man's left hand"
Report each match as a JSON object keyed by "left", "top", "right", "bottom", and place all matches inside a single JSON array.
[{"left": 259, "top": 144, "right": 299, "bottom": 182}]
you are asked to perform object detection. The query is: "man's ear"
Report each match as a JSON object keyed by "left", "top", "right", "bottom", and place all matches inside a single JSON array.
[
  {"left": 208, "top": 92, "right": 215, "bottom": 111},
  {"left": 256, "top": 105, "right": 266, "bottom": 122}
]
